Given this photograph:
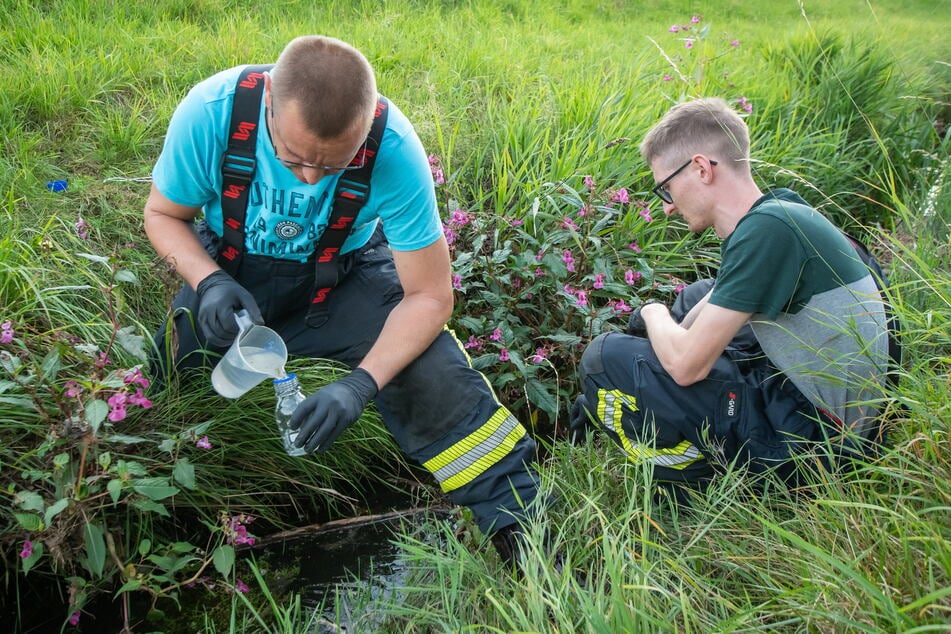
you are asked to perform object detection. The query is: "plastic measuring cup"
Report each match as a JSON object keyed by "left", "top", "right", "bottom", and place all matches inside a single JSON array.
[{"left": 211, "top": 310, "right": 288, "bottom": 399}]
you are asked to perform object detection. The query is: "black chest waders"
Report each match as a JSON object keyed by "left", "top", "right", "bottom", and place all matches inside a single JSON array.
[{"left": 220, "top": 64, "right": 390, "bottom": 328}]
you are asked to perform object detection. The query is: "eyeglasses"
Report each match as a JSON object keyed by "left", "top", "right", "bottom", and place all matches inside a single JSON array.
[
  {"left": 652, "top": 158, "right": 717, "bottom": 204},
  {"left": 267, "top": 107, "right": 368, "bottom": 174}
]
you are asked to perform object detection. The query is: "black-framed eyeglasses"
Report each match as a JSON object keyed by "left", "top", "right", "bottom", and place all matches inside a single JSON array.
[
  {"left": 652, "top": 158, "right": 717, "bottom": 204},
  {"left": 267, "top": 107, "right": 368, "bottom": 174}
]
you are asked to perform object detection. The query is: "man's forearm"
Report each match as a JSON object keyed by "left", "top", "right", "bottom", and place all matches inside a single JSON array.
[{"left": 144, "top": 211, "right": 220, "bottom": 289}]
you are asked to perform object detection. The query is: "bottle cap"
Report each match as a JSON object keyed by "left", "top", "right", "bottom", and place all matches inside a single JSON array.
[{"left": 273, "top": 373, "right": 297, "bottom": 384}]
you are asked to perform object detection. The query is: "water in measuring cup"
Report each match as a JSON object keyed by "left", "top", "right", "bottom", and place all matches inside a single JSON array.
[{"left": 211, "top": 347, "right": 287, "bottom": 398}]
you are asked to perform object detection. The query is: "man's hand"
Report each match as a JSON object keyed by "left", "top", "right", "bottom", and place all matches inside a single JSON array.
[
  {"left": 195, "top": 270, "right": 264, "bottom": 347},
  {"left": 290, "top": 368, "right": 379, "bottom": 453},
  {"left": 625, "top": 299, "right": 665, "bottom": 337}
]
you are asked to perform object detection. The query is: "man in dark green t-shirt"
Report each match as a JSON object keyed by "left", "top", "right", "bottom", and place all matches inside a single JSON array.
[{"left": 573, "top": 97, "right": 889, "bottom": 483}]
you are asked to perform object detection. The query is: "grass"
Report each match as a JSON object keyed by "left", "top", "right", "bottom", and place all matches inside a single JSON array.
[{"left": 1, "top": 0, "right": 949, "bottom": 631}]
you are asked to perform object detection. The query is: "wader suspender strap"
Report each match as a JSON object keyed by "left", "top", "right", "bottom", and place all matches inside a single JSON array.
[
  {"left": 220, "top": 66, "right": 390, "bottom": 326},
  {"left": 219, "top": 64, "right": 273, "bottom": 276},
  {"left": 307, "top": 97, "right": 389, "bottom": 326}
]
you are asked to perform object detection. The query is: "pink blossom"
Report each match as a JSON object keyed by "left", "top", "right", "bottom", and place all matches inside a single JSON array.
[
  {"left": 662, "top": 74, "right": 673, "bottom": 82},
  {"left": 235, "top": 579, "right": 249, "bottom": 594},
  {"left": 685, "top": 40, "right": 694, "bottom": 49},
  {"left": 68, "top": 611, "right": 81, "bottom": 626},
  {"left": 490, "top": 328, "right": 502, "bottom": 342},
  {"left": 668, "top": 25, "right": 680, "bottom": 33},
  {"left": 19, "top": 540, "right": 33, "bottom": 559},
  {"left": 433, "top": 169, "right": 445, "bottom": 185},
  {"left": 533, "top": 267, "right": 545, "bottom": 278},
  {"left": 737, "top": 97, "right": 753, "bottom": 114},
  {"left": 499, "top": 348, "right": 510, "bottom": 362},
  {"left": 512, "top": 277, "right": 522, "bottom": 289},
  {"left": 452, "top": 274, "right": 462, "bottom": 290},
  {"left": 575, "top": 289, "right": 588, "bottom": 308},
  {"left": 75, "top": 217, "right": 89, "bottom": 240},
  {"left": 128, "top": 388, "right": 152, "bottom": 409},
  {"left": 731, "top": 40, "right": 740, "bottom": 47},
  {"left": 583, "top": 175, "right": 595, "bottom": 190},
  {"left": 107, "top": 406, "right": 127, "bottom": 422},
  {"left": 64, "top": 381, "right": 83, "bottom": 398},
  {"left": 531, "top": 348, "right": 548, "bottom": 364},
  {"left": 464, "top": 336, "right": 483, "bottom": 351},
  {"left": 615, "top": 300, "right": 633, "bottom": 313},
  {"left": 562, "top": 250, "right": 576, "bottom": 272},
  {"left": 122, "top": 367, "right": 150, "bottom": 388},
  {"left": 196, "top": 436, "right": 212, "bottom": 450},
  {"left": 675, "top": 283, "right": 687, "bottom": 294},
  {"left": 577, "top": 204, "right": 589, "bottom": 217},
  {"left": 108, "top": 392, "right": 128, "bottom": 408},
  {"left": 510, "top": 218, "right": 523, "bottom": 226},
  {"left": 95, "top": 352, "right": 111, "bottom": 369},
  {"left": 691, "top": 15, "right": 701, "bottom": 24},
  {"left": 535, "top": 249, "right": 545, "bottom": 262},
  {"left": 625, "top": 270, "right": 642, "bottom": 285},
  {"left": 628, "top": 242, "right": 642, "bottom": 253},
  {"left": 562, "top": 217, "right": 579, "bottom": 231},
  {"left": 593, "top": 273, "right": 605, "bottom": 289},
  {"left": 611, "top": 188, "right": 629, "bottom": 204},
  {"left": 639, "top": 209, "right": 654, "bottom": 222},
  {"left": 0, "top": 321, "right": 13, "bottom": 344},
  {"left": 450, "top": 209, "right": 471, "bottom": 225},
  {"left": 443, "top": 225, "right": 456, "bottom": 245}
]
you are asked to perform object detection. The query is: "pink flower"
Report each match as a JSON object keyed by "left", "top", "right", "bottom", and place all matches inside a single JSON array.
[
  {"left": 533, "top": 267, "right": 544, "bottom": 278},
  {"left": 122, "top": 367, "right": 150, "bottom": 388},
  {"left": 107, "top": 406, "right": 127, "bottom": 422},
  {"left": 443, "top": 225, "right": 456, "bottom": 245},
  {"left": 593, "top": 273, "right": 605, "bottom": 289},
  {"left": 628, "top": 242, "right": 642, "bottom": 253},
  {"left": 450, "top": 209, "right": 471, "bottom": 225},
  {"left": 19, "top": 540, "right": 33, "bottom": 559},
  {"left": 737, "top": 97, "right": 753, "bottom": 114},
  {"left": 235, "top": 579, "right": 250, "bottom": 594},
  {"left": 691, "top": 15, "right": 701, "bottom": 24},
  {"left": 625, "top": 270, "right": 642, "bottom": 285},
  {"left": 531, "top": 348, "right": 548, "bottom": 364},
  {"left": 535, "top": 249, "right": 545, "bottom": 262},
  {"left": 685, "top": 40, "right": 694, "bottom": 49},
  {"left": 611, "top": 188, "right": 629, "bottom": 204},
  {"left": 583, "top": 175, "right": 595, "bottom": 190},
  {"left": 639, "top": 209, "right": 654, "bottom": 222},
  {"left": 675, "top": 283, "right": 687, "bottom": 294},
  {"left": 433, "top": 169, "right": 445, "bottom": 185},
  {"left": 463, "top": 336, "right": 483, "bottom": 351},
  {"left": 510, "top": 218, "right": 523, "bottom": 226},
  {"left": 731, "top": 40, "right": 740, "bottom": 47},
  {"left": 68, "top": 611, "right": 81, "bottom": 626},
  {"left": 452, "top": 274, "right": 462, "bottom": 290},
  {"left": 128, "top": 389, "right": 152, "bottom": 409},
  {"left": 669, "top": 25, "right": 680, "bottom": 33},
  {"left": 575, "top": 289, "right": 588, "bottom": 307},
  {"left": 615, "top": 300, "right": 633, "bottom": 313},
  {"left": 428, "top": 154, "right": 445, "bottom": 185},
  {"left": 64, "top": 381, "right": 83, "bottom": 398},
  {"left": 562, "top": 250, "right": 576, "bottom": 272},
  {"left": 0, "top": 321, "right": 13, "bottom": 344},
  {"left": 577, "top": 204, "right": 589, "bottom": 217},
  {"left": 75, "top": 217, "right": 89, "bottom": 240},
  {"left": 662, "top": 74, "right": 673, "bottom": 82},
  {"left": 499, "top": 348, "right": 510, "bottom": 362},
  {"left": 562, "top": 217, "right": 579, "bottom": 231},
  {"left": 490, "top": 328, "right": 502, "bottom": 342},
  {"left": 196, "top": 436, "right": 212, "bottom": 450},
  {"left": 95, "top": 352, "right": 111, "bottom": 369},
  {"left": 108, "top": 392, "right": 128, "bottom": 408}
]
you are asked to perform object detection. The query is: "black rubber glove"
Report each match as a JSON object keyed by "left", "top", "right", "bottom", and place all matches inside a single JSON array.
[
  {"left": 289, "top": 368, "right": 379, "bottom": 453},
  {"left": 195, "top": 270, "right": 264, "bottom": 348},
  {"left": 625, "top": 299, "right": 664, "bottom": 337}
]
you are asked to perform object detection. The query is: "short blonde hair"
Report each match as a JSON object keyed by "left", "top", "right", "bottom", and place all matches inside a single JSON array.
[
  {"left": 640, "top": 97, "right": 750, "bottom": 172},
  {"left": 271, "top": 35, "right": 377, "bottom": 139}
]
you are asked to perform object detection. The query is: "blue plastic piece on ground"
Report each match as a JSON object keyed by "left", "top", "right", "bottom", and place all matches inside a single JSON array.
[{"left": 46, "top": 180, "right": 68, "bottom": 192}]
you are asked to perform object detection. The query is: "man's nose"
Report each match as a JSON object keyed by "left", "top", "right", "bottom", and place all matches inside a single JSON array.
[{"left": 297, "top": 165, "right": 324, "bottom": 185}]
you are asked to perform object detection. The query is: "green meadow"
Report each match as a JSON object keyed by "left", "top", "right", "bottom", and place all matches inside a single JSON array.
[{"left": 1, "top": 0, "right": 948, "bottom": 631}]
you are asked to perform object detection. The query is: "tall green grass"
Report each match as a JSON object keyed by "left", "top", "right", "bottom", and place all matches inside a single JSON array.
[{"left": 1, "top": 0, "right": 948, "bottom": 631}]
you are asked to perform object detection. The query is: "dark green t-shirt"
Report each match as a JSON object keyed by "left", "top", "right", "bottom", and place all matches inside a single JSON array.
[{"left": 710, "top": 189, "right": 888, "bottom": 433}]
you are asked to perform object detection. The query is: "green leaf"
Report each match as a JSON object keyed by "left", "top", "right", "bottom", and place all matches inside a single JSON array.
[
  {"left": 15, "top": 491, "right": 45, "bottom": 513},
  {"left": 83, "top": 523, "right": 107, "bottom": 578},
  {"left": 38, "top": 349, "right": 61, "bottom": 383},
  {"left": 526, "top": 378, "right": 558, "bottom": 418},
  {"left": 43, "top": 498, "right": 69, "bottom": 527},
  {"left": 114, "top": 269, "right": 139, "bottom": 284},
  {"left": 132, "top": 478, "right": 179, "bottom": 501},
  {"left": 14, "top": 513, "right": 44, "bottom": 531},
  {"left": 107, "top": 478, "right": 123, "bottom": 504},
  {"left": 76, "top": 252, "right": 110, "bottom": 264},
  {"left": 157, "top": 438, "right": 177, "bottom": 453},
  {"left": 138, "top": 539, "right": 152, "bottom": 557},
  {"left": 212, "top": 545, "right": 235, "bottom": 577},
  {"left": 132, "top": 498, "right": 170, "bottom": 517},
  {"left": 116, "top": 579, "right": 143, "bottom": 596},
  {"left": 117, "top": 326, "right": 147, "bottom": 361},
  {"left": 84, "top": 399, "right": 109, "bottom": 433},
  {"left": 21, "top": 541, "right": 43, "bottom": 575},
  {"left": 173, "top": 458, "right": 196, "bottom": 490},
  {"left": 102, "top": 434, "right": 149, "bottom": 445}
]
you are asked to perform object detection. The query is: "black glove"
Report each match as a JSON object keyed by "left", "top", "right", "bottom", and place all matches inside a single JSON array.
[
  {"left": 568, "top": 394, "right": 596, "bottom": 445},
  {"left": 289, "top": 368, "right": 379, "bottom": 453},
  {"left": 195, "top": 270, "right": 264, "bottom": 348},
  {"left": 625, "top": 299, "right": 664, "bottom": 337}
]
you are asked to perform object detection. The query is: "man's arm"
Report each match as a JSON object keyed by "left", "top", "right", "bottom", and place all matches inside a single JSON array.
[
  {"left": 678, "top": 289, "right": 712, "bottom": 329},
  {"left": 357, "top": 236, "right": 454, "bottom": 389},
  {"left": 641, "top": 300, "right": 751, "bottom": 386},
  {"left": 143, "top": 184, "right": 219, "bottom": 289}
]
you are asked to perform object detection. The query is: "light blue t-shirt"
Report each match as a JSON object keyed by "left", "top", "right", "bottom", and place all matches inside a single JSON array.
[{"left": 152, "top": 65, "right": 442, "bottom": 261}]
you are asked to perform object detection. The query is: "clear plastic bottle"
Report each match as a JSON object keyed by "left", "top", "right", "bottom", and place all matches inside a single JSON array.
[{"left": 273, "top": 374, "right": 307, "bottom": 456}]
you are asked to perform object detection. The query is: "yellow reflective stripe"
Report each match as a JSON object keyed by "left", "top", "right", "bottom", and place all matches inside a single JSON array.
[
  {"left": 596, "top": 388, "right": 703, "bottom": 470},
  {"left": 423, "top": 406, "right": 526, "bottom": 493}
]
